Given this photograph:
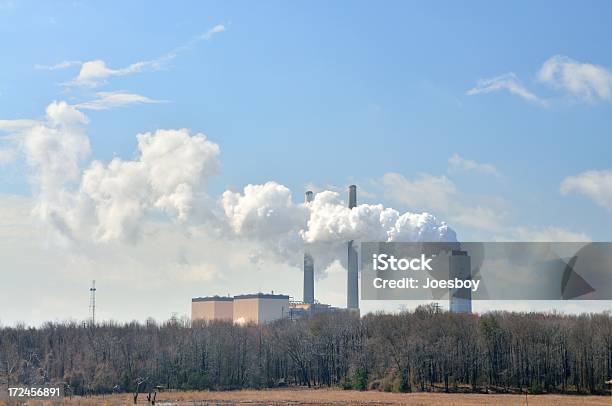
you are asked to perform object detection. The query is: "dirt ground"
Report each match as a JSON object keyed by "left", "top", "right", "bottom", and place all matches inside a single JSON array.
[{"left": 11, "top": 388, "right": 611, "bottom": 405}]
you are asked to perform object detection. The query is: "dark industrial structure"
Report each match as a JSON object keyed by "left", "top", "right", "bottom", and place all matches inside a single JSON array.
[
  {"left": 347, "top": 185, "right": 359, "bottom": 311},
  {"left": 303, "top": 191, "right": 315, "bottom": 304},
  {"left": 449, "top": 250, "right": 472, "bottom": 313}
]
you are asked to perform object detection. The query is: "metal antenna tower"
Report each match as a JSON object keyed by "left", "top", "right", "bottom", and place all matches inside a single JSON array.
[{"left": 89, "top": 280, "right": 96, "bottom": 326}]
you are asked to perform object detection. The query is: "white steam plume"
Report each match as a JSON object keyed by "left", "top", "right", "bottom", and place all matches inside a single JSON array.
[
  {"left": 79, "top": 128, "right": 220, "bottom": 241},
  {"left": 21, "top": 101, "right": 91, "bottom": 238},
  {"left": 11, "top": 102, "right": 221, "bottom": 242},
  {"left": 8, "top": 100, "right": 457, "bottom": 277},
  {"left": 221, "top": 183, "right": 456, "bottom": 273}
]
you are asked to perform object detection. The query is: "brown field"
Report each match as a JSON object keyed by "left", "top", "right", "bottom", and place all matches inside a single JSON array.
[{"left": 9, "top": 389, "right": 611, "bottom": 405}]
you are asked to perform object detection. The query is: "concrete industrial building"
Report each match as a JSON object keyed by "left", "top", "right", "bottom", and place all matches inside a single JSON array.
[
  {"left": 192, "top": 293, "right": 290, "bottom": 324},
  {"left": 191, "top": 296, "right": 234, "bottom": 322},
  {"left": 233, "top": 293, "right": 290, "bottom": 324}
]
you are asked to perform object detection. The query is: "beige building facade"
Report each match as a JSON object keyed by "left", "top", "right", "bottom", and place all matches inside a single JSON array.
[
  {"left": 233, "top": 293, "right": 290, "bottom": 324},
  {"left": 192, "top": 293, "right": 290, "bottom": 324},
  {"left": 191, "top": 296, "right": 234, "bottom": 322}
]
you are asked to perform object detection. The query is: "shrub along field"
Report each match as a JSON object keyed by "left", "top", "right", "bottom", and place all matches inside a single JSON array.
[{"left": 1, "top": 305, "right": 612, "bottom": 396}]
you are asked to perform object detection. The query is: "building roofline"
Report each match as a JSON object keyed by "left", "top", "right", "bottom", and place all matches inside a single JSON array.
[
  {"left": 192, "top": 296, "right": 234, "bottom": 302},
  {"left": 234, "top": 293, "right": 290, "bottom": 300}
]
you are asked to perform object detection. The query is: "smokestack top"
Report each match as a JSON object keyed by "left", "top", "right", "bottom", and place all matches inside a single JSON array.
[
  {"left": 305, "top": 190, "right": 314, "bottom": 203},
  {"left": 348, "top": 185, "right": 357, "bottom": 209}
]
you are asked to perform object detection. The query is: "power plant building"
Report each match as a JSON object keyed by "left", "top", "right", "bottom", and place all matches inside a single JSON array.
[
  {"left": 233, "top": 293, "right": 290, "bottom": 324},
  {"left": 289, "top": 301, "right": 344, "bottom": 319},
  {"left": 193, "top": 184, "right": 361, "bottom": 324},
  {"left": 192, "top": 293, "right": 290, "bottom": 324},
  {"left": 191, "top": 296, "right": 234, "bottom": 322}
]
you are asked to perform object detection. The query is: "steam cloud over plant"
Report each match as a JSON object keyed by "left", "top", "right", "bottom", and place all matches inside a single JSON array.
[{"left": 5, "top": 101, "right": 456, "bottom": 274}]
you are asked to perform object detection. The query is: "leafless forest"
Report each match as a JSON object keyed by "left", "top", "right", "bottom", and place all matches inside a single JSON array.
[{"left": 1, "top": 305, "right": 612, "bottom": 396}]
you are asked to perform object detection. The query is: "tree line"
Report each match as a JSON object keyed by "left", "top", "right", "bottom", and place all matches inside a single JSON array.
[{"left": 1, "top": 305, "right": 611, "bottom": 395}]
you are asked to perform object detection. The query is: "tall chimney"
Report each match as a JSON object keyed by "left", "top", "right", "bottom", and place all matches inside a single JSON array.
[
  {"left": 449, "top": 250, "right": 472, "bottom": 313},
  {"left": 303, "top": 191, "right": 315, "bottom": 304},
  {"left": 347, "top": 185, "right": 359, "bottom": 310}
]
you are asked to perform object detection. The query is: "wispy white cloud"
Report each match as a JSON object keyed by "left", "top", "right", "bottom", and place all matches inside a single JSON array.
[
  {"left": 56, "top": 23, "right": 226, "bottom": 87},
  {"left": 0, "top": 119, "right": 39, "bottom": 132},
  {"left": 34, "top": 60, "right": 82, "bottom": 70},
  {"left": 468, "top": 56, "right": 612, "bottom": 106},
  {"left": 0, "top": 93, "right": 163, "bottom": 166},
  {"left": 382, "top": 172, "right": 456, "bottom": 214},
  {"left": 467, "top": 73, "right": 547, "bottom": 106},
  {"left": 0, "top": 119, "right": 38, "bottom": 165},
  {"left": 382, "top": 171, "right": 589, "bottom": 241},
  {"left": 561, "top": 169, "right": 612, "bottom": 211},
  {"left": 69, "top": 59, "right": 149, "bottom": 87},
  {"left": 200, "top": 24, "right": 226, "bottom": 40},
  {"left": 382, "top": 172, "right": 504, "bottom": 233},
  {"left": 451, "top": 205, "right": 503, "bottom": 233},
  {"left": 537, "top": 55, "right": 612, "bottom": 102},
  {"left": 448, "top": 153, "right": 500, "bottom": 176},
  {"left": 0, "top": 102, "right": 90, "bottom": 181},
  {"left": 75, "top": 91, "right": 165, "bottom": 110}
]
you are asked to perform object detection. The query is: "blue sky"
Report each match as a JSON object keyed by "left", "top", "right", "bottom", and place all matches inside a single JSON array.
[
  {"left": 2, "top": 1, "right": 611, "bottom": 238},
  {"left": 1, "top": 1, "right": 612, "bottom": 323}
]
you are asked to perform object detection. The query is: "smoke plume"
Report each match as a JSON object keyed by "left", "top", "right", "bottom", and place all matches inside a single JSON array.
[
  {"left": 7, "top": 101, "right": 456, "bottom": 275},
  {"left": 221, "top": 183, "right": 456, "bottom": 272}
]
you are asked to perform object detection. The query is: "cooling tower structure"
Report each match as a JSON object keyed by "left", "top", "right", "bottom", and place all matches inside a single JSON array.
[
  {"left": 303, "top": 191, "right": 315, "bottom": 304},
  {"left": 449, "top": 250, "right": 472, "bottom": 313},
  {"left": 347, "top": 185, "right": 359, "bottom": 311}
]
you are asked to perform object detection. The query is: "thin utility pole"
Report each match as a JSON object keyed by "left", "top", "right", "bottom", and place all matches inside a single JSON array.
[{"left": 89, "top": 280, "right": 96, "bottom": 326}]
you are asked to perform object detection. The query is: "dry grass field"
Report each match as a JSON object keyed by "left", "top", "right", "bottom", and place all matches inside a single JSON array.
[{"left": 8, "top": 389, "right": 610, "bottom": 405}]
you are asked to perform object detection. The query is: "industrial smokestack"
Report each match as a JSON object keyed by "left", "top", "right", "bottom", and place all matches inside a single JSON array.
[
  {"left": 305, "top": 190, "right": 314, "bottom": 203},
  {"left": 303, "top": 191, "right": 315, "bottom": 304},
  {"left": 347, "top": 185, "right": 359, "bottom": 310},
  {"left": 348, "top": 185, "right": 357, "bottom": 209},
  {"left": 449, "top": 250, "right": 472, "bottom": 313}
]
